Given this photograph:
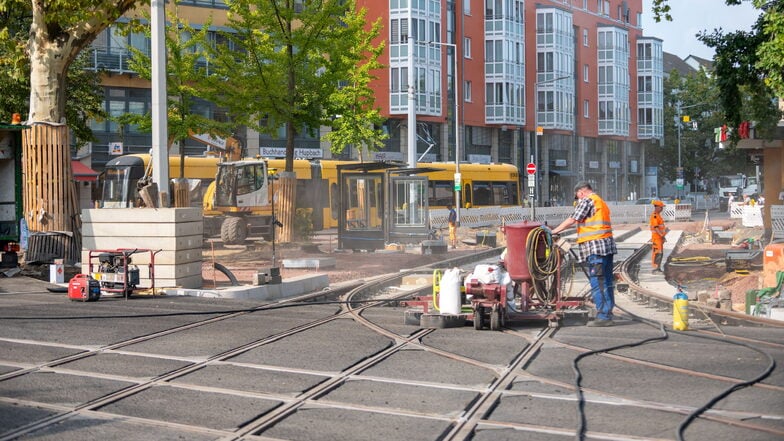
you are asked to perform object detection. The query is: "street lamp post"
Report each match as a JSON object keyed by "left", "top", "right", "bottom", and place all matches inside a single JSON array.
[
  {"left": 532, "top": 75, "right": 570, "bottom": 213},
  {"left": 429, "top": 41, "right": 461, "bottom": 223},
  {"left": 674, "top": 100, "right": 704, "bottom": 199}
]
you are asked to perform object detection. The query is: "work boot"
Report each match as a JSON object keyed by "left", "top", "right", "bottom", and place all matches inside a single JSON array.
[
  {"left": 651, "top": 268, "right": 663, "bottom": 274},
  {"left": 587, "top": 319, "right": 614, "bottom": 327}
]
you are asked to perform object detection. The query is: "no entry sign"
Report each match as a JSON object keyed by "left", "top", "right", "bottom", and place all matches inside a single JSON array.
[{"left": 526, "top": 162, "right": 537, "bottom": 175}]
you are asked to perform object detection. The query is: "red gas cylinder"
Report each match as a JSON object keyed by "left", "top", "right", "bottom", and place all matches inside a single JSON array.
[{"left": 502, "top": 221, "right": 543, "bottom": 282}]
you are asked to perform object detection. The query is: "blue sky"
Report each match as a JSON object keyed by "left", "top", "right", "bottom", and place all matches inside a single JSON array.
[{"left": 641, "top": 0, "right": 762, "bottom": 60}]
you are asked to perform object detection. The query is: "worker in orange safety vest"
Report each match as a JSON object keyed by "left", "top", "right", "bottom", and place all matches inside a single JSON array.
[{"left": 650, "top": 200, "right": 667, "bottom": 274}]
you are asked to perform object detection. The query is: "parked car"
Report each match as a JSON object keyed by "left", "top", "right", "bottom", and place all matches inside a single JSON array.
[{"left": 635, "top": 198, "right": 657, "bottom": 205}]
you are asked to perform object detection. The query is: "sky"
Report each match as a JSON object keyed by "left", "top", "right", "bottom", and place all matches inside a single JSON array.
[{"left": 641, "top": 0, "right": 762, "bottom": 60}]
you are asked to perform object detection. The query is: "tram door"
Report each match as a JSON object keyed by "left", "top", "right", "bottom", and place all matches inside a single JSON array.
[{"left": 386, "top": 175, "right": 430, "bottom": 244}]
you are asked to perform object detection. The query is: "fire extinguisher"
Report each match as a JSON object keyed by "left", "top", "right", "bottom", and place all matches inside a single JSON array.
[{"left": 673, "top": 289, "right": 689, "bottom": 331}]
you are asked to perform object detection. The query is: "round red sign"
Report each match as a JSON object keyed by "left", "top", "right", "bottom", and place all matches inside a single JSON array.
[{"left": 526, "top": 163, "right": 537, "bottom": 175}]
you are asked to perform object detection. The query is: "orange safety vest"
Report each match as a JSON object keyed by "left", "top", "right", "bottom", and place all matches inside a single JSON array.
[
  {"left": 650, "top": 212, "right": 666, "bottom": 237},
  {"left": 576, "top": 193, "right": 613, "bottom": 244}
]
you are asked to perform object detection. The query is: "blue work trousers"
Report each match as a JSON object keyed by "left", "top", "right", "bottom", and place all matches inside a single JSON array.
[{"left": 587, "top": 253, "right": 615, "bottom": 320}]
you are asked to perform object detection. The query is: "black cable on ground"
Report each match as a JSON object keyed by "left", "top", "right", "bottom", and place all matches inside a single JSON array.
[
  {"left": 570, "top": 258, "right": 776, "bottom": 441},
  {"left": 572, "top": 305, "right": 668, "bottom": 441},
  {"left": 674, "top": 332, "right": 776, "bottom": 441},
  {"left": 0, "top": 298, "right": 409, "bottom": 321}
]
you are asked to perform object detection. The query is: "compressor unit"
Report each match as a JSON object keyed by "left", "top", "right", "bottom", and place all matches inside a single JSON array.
[{"left": 465, "top": 221, "right": 586, "bottom": 329}]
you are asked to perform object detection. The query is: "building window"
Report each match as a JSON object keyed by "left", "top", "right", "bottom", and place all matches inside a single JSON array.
[
  {"left": 583, "top": 29, "right": 588, "bottom": 46},
  {"left": 584, "top": 99, "right": 589, "bottom": 118},
  {"left": 464, "top": 0, "right": 470, "bottom": 15},
  {"left": 583, "top": 64, "right": 589, "bottom": 82},
  {"left": 464, "top": 80, "right": 472, "bottom": 102},
  {"left": 464, "top": 37, "right": 471, "bottom": 58}
]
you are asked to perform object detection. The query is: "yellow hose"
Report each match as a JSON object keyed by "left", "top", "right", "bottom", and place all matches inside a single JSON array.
[{"left": 432, "top": 269, "right": 442, "bottom": 312}]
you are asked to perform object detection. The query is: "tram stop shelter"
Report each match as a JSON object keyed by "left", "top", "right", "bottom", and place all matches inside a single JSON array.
[{"left": 337, "top": 162, "right": 442, "bottom": 251}]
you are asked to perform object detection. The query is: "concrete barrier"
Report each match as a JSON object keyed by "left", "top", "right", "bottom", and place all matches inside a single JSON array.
[{"left": 81, "top": 208, "right": 203, "bottom": 289}]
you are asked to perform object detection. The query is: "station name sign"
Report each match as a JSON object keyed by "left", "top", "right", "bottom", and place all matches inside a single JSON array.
[{"left": 260, "top": 147, "right": 324, "bottom": 159}]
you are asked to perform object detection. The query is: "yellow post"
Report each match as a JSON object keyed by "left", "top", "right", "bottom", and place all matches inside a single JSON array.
[{"left": 673, "top": 292, "right": 689, "bottom": 330}]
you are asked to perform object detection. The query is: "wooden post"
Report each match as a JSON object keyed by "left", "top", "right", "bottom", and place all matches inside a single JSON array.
[
  {"left": 276, "top": 171, "right": 296, "bottom": 243},
  {"left": 22, "top": 124, "right": 76, "bottom": 232},
  {"left": 22, "top": 123, "right": 81, "bottom": 262}
]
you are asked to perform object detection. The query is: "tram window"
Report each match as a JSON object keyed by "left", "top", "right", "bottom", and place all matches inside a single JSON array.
[
  {"left": 430, "top": 181, "right": 453, "bottom": 207},
  {"left": 491, "top": 184, "right": 506, "bottom": 205},
  {"left": 473, "top": 182, "right": 492, "bottom": 206}
]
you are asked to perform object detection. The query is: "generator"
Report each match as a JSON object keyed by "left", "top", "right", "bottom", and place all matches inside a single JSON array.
[
  {"left": 87, "top": 248, "right": 158, "bottom": 298},
  {"left": 68, "top": 274, "right": 101, "bottom": 302}
]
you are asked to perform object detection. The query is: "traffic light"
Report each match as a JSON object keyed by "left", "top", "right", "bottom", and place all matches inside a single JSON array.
[
  {"left": 714, "top": 125, "right": 728, "bottom": 143},
  {"left": 738, "top": 121, "right": 750, "bottom": 139}
]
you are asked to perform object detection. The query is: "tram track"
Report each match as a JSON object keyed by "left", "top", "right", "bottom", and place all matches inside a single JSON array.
[
  {"left": 0, "top": 248, "right": 504, "bottom": 440},
  {"left": 1, "top": 237, "right": 782, "bottom": 440}
]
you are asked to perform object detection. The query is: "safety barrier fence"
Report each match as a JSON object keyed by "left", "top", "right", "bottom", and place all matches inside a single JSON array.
[
  {"left": 429, "top": 203, "right": 693, "bottom": 230},
  {"left": 729, "top": 202, "right": 776, "bottom": 228},
  {"left": 772, "top": 205, "right": 784, "bottom": 241}
]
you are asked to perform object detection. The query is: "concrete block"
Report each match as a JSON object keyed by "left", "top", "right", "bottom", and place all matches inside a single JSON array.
[
  {"left": 83, "top": 221, "right": 203, "bottom": 237},
  {"left": 154, "top": 274, "right": 203, "bottom": 290},
  {"left": 81, "top": 249, "right": 202, "bottom": 266},
  {"left": 83, "top": 235, "right": 203, "bottom": 251},
  {"left": 421, "top": 240, "right": 447, "bottom": 255},
  {"left": 282, "top": 257, "right": 336, "bottom": 269},
  {"left": 476, "top": 232, "right": 497, "bottom": 247},
  {"left": 82, "top": 207, "right": 202, "bottom": 223},
  {"left": 165, "top": 273, "right": 328, "bottom": 300}
]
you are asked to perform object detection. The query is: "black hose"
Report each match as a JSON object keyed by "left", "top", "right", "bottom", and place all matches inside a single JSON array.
[
  {"left": 0, "top": 298, "right": 408, "bottom": 321},
  {"left": 213, "top": 262, "right": 239, "bottom": 286}
]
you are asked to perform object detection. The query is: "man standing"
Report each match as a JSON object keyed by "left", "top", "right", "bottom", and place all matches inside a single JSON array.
[
  {"left": 551, "top": 182, "right": 617, "bottom": 327},
  {"left": 447, "top": 204, "right": 457, "bottom": 249},
  {"left": 650, "top": 200, "right": 667, "bottom": 274}
]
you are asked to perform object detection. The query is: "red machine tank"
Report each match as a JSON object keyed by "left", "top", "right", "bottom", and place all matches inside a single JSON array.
[{"left": 502, "top": 221, "right": 544, "bottom": 282}]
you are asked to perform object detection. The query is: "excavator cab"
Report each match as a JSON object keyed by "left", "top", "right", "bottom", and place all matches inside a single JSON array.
[{"left": 214, "top": 160, "right": 270, "bottom": 209}]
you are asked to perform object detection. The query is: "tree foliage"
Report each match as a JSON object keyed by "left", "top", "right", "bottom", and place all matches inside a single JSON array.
[
  {"left": 651, "top": 0, "right": 783, "bottom": 141},
  {"left": 654, "top": 69, "right": 752, "bottom": 189},
  {"left": 208, "top": 0, "right": 386, "bottom": 171},
  {"left": 0, "top": 0, "right": 108, "bottom": 148},
  {"left": 117, "top": 1, "right": 234, "bottom": 177}
]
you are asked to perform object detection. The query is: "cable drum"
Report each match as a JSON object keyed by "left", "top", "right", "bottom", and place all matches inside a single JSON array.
[{"left": 525, "top": 227, "right": 563, "bottom": 305}]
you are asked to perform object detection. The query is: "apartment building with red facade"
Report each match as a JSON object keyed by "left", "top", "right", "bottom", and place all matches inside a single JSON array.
[{"left": 358, "top": 0, "right": 663, "bottom": 204}]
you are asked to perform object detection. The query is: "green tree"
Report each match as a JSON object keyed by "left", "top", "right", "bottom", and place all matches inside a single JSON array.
[
  {"left": 0, "top": 1, "right": 107, "bottom": 148},
  {"left": 209, "top": 0, "right": 386, "bottom": 172},
  {"left": 117, "top": 1, "right": 234, "bottom": 179},
  {"left": 655, "top": 69, "right": 750, "bottom": 190},
  {"left": 651, "top": 0, "right": 783, "bottom": 139},
  {"left": 0, "top": 0, "right": 145, "bottom": 237}
]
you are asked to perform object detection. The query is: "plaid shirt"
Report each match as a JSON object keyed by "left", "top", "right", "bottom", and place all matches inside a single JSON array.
[{"left": 571, "top": 194, "right": 617, "bottom": 262}]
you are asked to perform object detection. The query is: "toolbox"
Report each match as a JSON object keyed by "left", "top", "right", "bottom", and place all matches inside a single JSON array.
[{"left": 68, "top": 274, "right": 101, "bottom": 302}]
